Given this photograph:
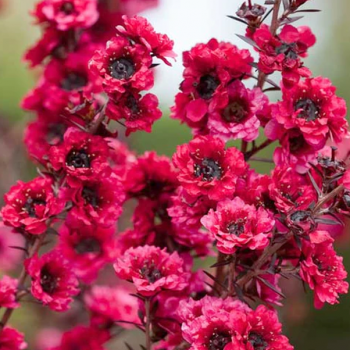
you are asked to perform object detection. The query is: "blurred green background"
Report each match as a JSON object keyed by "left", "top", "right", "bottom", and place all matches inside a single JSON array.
[{"left": 0, "top": 0, "right": 349, "bottom": 349}]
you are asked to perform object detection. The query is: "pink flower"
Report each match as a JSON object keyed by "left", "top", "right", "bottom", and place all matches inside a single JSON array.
[
  {"left": 0, "top": 275, "right": 19, "bottom": 309},
  {"left": 269, "top": 165, "right": 316, "bottom": 213},
  {"left": 49, "top": 127, "right": 111, "bottom": 186},
  {"left": 206, "top": 80, "right": 266, "bottom": 142},
  {"left": 253, "top": 24, "right": 315, "bottom": 87},
  {"left": 32, "top": 0, "right": 99, "bottom": 31},
  {"left": 114, "top": 245, "right": 189, "bottom": 296},
  {"left": 231, "top": 305, "right": 294, "bottom": 350},
  {"left": 300, "top": 241, "right": 348, "bottom": 308},
  {"left": 89, "top": 36, "right": 153, "bottom": 94},
  {"left": 116, "top": 15, "right": 176, "bottom": 65},
  {"left": 1, "top": 177, "right": 65, "bottom": 234},
  {"left": 106, "top": 91, "right": 162, "bottom": 136},
  {"left": 171, "top": 39, "right": 252, "bottom": 130},
  {"left": 269, "top": 77, "right": 348, "bottom": 150},
  {"left": 168, "top": 187, "right": 217, "bottom": 230},
  {"left": 62, "top": 175, "right": 125, "bottom": 227},
  {"left": 84, "top": 285, "right": 139, "bottom": 328},
  {"left": 25, "top": 250, "right": 79, "bottom": 311},
  {"left": 50, "top": 326, "right": 110, "bottom": 350},
  {"left": 58, "top": 222, "right": 118, "bottom": 283},
  {"left": 201, "top": 197, "right": 274, "bottom": 254},
  {"left": 0, "top": 327, "right": 27, "bottom": 350},
  {"left": 173, "top": 136, "right": 248, "bottom": 201},
  {"left": 123, "top": 151, "right": 178, "bottom": 201}
]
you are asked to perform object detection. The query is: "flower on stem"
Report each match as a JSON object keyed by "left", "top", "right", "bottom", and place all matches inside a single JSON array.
[
  {"left": 49, "top": 127, "right": 111, "bottom": 186},
  {"left": 268, "top": 77, "right": 348, "bottom": 151},
  {"left": 201, "top": 197, "right": 274, "bottom": 254},
  {"left": 25, "top": 250, "right": 79, "bottom": 311},
  {"left": 173, "top": 136, "right": 248, "bottom": 201},
  {"left": 114, "top": 245, "right": 190, "bottom": 296},
  {"left": 0, "top": 275, "right": 19, "bottom": 309},
  {"left": 116, "top": 15, "right": 176, "bottom": 65},
  {"left": 171, "top": 39, "right": 252, "bottom": 130},
  {"left": 58, "top": 221, "right": 118, "bottom": 283},
  {"left": 84, "top": 285, "right": 139, "bottom": 328},
  {"left": 0, "top": 327, "right": 27, "bottom": 350},
  {"left": 89, "top": 35, "right": 153, "bottom": 94},
  {"left": 1, "top": 176, "right": 64, "bottom": 234},
  {"left": 62, "top": 175, "right": 125, "bottom": 227},
  {"left": 106, "top": 90, "right": 162, "bottom": 136},
  {"left": 32, "top": 0, "right": 99, "bottom": 31},
  {"left": 300, "top": 241, "right": 348, "bottom": 308},
  {"left": 253, "top": 24, "right": 316, "bottom": 88}
]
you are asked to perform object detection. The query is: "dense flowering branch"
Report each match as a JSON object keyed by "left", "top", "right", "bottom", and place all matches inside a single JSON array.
[{"left": 0, "top": 0, "right": 349, "bottom": 349}]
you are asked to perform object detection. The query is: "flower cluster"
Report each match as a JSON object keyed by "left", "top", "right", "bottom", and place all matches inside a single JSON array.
[{"left": 0, "top": 0, "right": 349, "bottom": 349}]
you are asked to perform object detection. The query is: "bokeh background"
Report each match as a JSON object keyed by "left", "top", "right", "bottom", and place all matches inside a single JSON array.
[{"left": 0, "top": 0, "right": 349, "bottom": 349}]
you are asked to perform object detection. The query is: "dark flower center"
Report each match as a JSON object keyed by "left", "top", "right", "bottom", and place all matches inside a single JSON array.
[
  {"left": 109, "top": 58, "right": 135, "bottom": 80},
  {"left": 74, "top": 237, "right": 101, "bottom": 254},
  {"left": 227, "top": 222, "right": 245, "bottom": 236},
  {"left": 196, "top": 75, "right": 220, "bottom": 100},
  {"left": 222, "top": 100, "right": 249, "bottom": 123},
  {"left": 46, "top": 123, "right": 66, "bottom": 145},
  {"left": 275, "top": 42, "right": 298, "bottom": 60},
  {"left": 290, "top": 210, "right": 310, "bottom": 223},
  {"left": 23, "top": 198, "right": 46, "bottom": 217},
  {"left": 40, "top": 266, "right": 57, "bottom": 295},
  {"left": 126, "top": 95, "right": 139, "bottom": 115},
  {"left": 289, "top": 133, "right": 306, "bottom": 153},
  {"left": 82, "top": 187, "right": 99, "bottom": 208},
  {"left": 295, "top": 98, "right": 320, "bottom": 121},
  {"left": 60, "top": 2, "right": 74, "bottom": 14},
  {"left": 208, "top": 332, "right": 231, "bottom": 350},
  {"left": 61, "top": 73, "right": 87, "bottom": 91},
  {"left": 248, "top": 332, "right": 268, "bottom": 350},
  {"left": 140, "top": 265, "right": 162, "bottom": 283},
  {"left": 66, "top": 149, "right": 91, "bottom": 169},
  {"left": 194, "top": 158, "right": 222, "bottom": 181}
]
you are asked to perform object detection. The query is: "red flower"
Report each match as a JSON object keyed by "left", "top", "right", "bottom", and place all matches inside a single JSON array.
[
  {"left": 269, "top": 77, "right": 348, "bottom": 150},
  {"left": 32, "top": 0, "right": 99, "bottom": 31},
  {"left": 106, "top": 91, "right": 162, "bottom": 136},
  {"left": 22, "top": 46, "right": 102, "bottom": 115},
  {"left": 114, "top": 245, "right": 189, "bottom": 296},
  {"left": 201, "top": 197, "right": 274, "bottom": 254},
  {"left": 49, "top": 127, "right": 111, "bottom": 186},
  {"left": 62, "top": 175, "right": 125, "bottom": 227},
  {"left": 123, "top": 151, "right": 178, "bottom": 201},
  {"left": 58, "top": 222, "right": 118, "bottom": 283},
  {"left": 231, "top": 305, "right": 294, "bottom": 350},
  {"left": 0, "top": 275, "right": 19, "bottom": 309},
  {"left": 1, "top": 177, "right": 64, "bottom": 234},
  {"left": 206, "top": 80, "right": 267, "bottom": 142},
  {"left": 116, "top": 15, "right": 176, "bottom": 65},
  {"left": 89, "top": 36, "right": 153, "bottom": 94},
  {"left": 0, "top": 327, "right": 27, "bottom": 350},
  {"left": 173, "top": 136, "right": 248, "bottom": 201},
  {"left": 84, "top": 285, "right": 139, "bottom": 328},
  {"left": 24, "top": 116, "right": 69, "bottom": 163},
  {"left": 300, "top": 241, "right": 348, "bottom": 308},
  {"left": 50, "top": 326, "right": 110, "bottom": 350},
  {"left": 25, "top": 250, "right": 79, "bottom": 311},
  {"left": 269, "top": 165, "right": 316, "bottom": 213},
  {"left": 253, "top": 24, "right": 315, "bottom": 87},
  {"left": 171, "top": 39, "right": 253, "bottom": 130},
  {"left": 168, "top": 187, "right": 217, "bottom": 230}
]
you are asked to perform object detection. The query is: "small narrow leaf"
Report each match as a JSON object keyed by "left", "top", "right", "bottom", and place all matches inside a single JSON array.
[
  {"left": 294, "top": 9, "right": 321, "bottom": 13},
  {"left": 236, "top": 34, "right": 260, "bottom": 50},
  {"left": 227, "top": 15, "right": 247, "bottom": 25}
]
